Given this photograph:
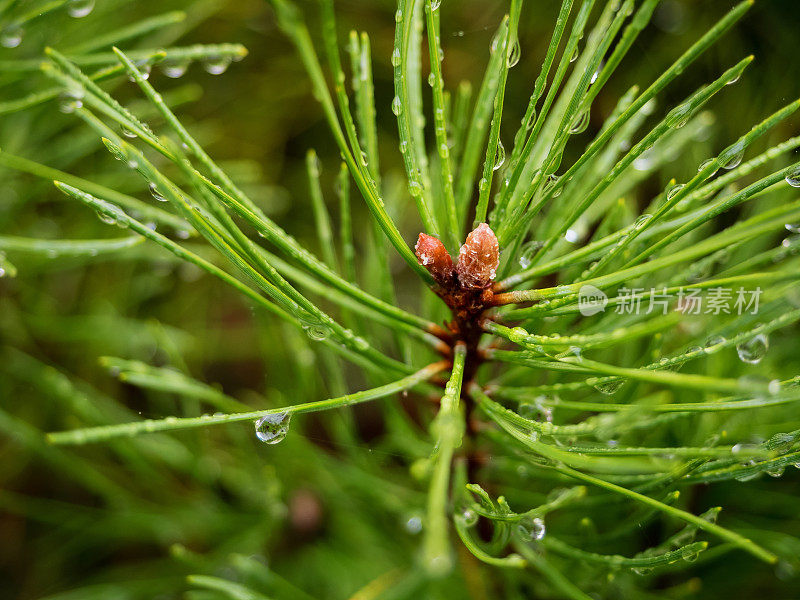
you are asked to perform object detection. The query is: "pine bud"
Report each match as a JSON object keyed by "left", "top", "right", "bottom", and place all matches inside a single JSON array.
[
  {"left": 415, "top": 233, "right": 455, "bottom": 286},
  {"left": 456, "top": 223, "right": 499, "bottom": 289}
]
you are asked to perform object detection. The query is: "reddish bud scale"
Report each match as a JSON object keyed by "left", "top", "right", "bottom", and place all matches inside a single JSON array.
[
  {"left": 456, "top": 223, "right": 499, "bottom": 289},
  {"left": 415, "top": 233, "right": 455, "bottom": 286}
]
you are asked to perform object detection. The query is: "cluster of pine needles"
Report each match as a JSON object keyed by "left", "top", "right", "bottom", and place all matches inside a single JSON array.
[{"left": 2, "top": 0, "right": 800, "bottom": 598}]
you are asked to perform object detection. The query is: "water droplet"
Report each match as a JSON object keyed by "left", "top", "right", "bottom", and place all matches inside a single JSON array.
[
  {"left": 666, "top": 183, "right": 685, "bottom": 202},
  {"left": 430, "top": 0, "right": 441, "bottom": 10},
  {"left": 391, "top": 48, "right": 401, "bottom": 67},
  {"left": 392, "top": 96, "right": 402, "bottom": 115},
  {"left": 67, "top": 0, "right": 94, "bottom": 18},
  {"left": 302, "top": 321, "right": 331, "bottom": 341},
  {"left": 667, "top": 102, "right": 691, "bottom": 129},
  {"left": 736, "top": 333, "right": 768, "bottom": 364},
  {"left": 254, "top": 412, "right": 291, "bottom": 444},
  {"left": 564, "top": 229, "right": 580, "bottom": 243},
  {"left": 460, "top": 508, "right": 478, "bottom": 527},
  {"left": 0, "top": 23, "right": 23, "bottom": 48},
  {"left": 516, "top": 516, "right": 545, "bottom": 541},
  {"left": 149, "top": 182, "right": 167, "bottom": 202},
  {"left": 427, "top": 71, "right": 435, "bottom": 87},
  {"left": 544, "top": 173, "right": 562, "bottom": 197},
  {"left": 681, "top": 546, "right": 700, "bottom": 562},
  {"left": 58, "top": 91, "right": 83, "bottom": 114},
  {"left": 523, "top": 108, "right": 537, "bottom": 130},
  {"left": 506, "top": 40, "right": 520, "bottom": 68},
  {"left": 767, "top": 465, "right": 785, "bottom": 478},
  {"left": 704, "top": 335, "right": 726, "bottom": 353},
  {"left": 120, "top": 124, "right": 138, "bottom": 139},
  {"left": 508, "top": 327, "right": 528, "bottom": 345},
  {"left": 409, "top": 179, "right": 423, "bottom": 197},
  {"left": 785, "top": 167, "right": 800, "bottom": 188},
  {"left": 399, "top": 140, "right": 408, "bottom": 154},
  {"left": 634, "top": 149, "right": 656, "bottom": 171},
  {"left": 634, "top": 214, "right": 652, "bottom": 230},
  {"left": 732, "top": 442, "right": 758, "bottom": 457},
  {"left": 478, "top": 177, "right": 488, "bottom": 192},
  {"left": 569, "top": 110, "right": 590, "bottom": 134},
  {"left": 203, "top": 55, "right": 232, "bottom": 75},
  {"left": 161, "top": 58, "right": 191, "bottom": 78},
  {"left": 493, "top": 140, "right": 505, "bottom": 171},
  {"left": 518, "top": 240, "right": 543, "bottom": 268},
  {"left": 720, "top": 142, "right": 745, "bottom": 170},
  {"left": 569, "top": 45, "right": 579, "bottom": 63},
  {"left": 594, "top": 380, "right": 622, "bottom": 395},
  {"left": 352, "top": 336, "right": 370, "bottom": 351},
  {"left": 128, "top": 62, "right": 151, "bottom": 81},
  {"left": 438, "top": 143, "right": 449, "bottom": 159},
  {"left": 698, "top": 158, "right": 718, "bottom": 179},
  {"left": 405, "top": 515, "right": 422, "bottom": 533},
  {"left": 785, "top": 223, "right": 800, "bottom": 234}
]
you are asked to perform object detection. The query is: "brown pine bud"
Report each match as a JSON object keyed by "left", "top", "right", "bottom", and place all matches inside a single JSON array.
[
  {"left": 415, "top": 233, "right": 455, "bottom": 286},
  {"left": 456, "top": 223, "right": 499, "bottom": 289}
]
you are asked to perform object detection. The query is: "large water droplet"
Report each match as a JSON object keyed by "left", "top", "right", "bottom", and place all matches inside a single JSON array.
[
  {"left": 392, "top": 95, "right": 402, "bottom": 115},
  {"left": 427, "top": 71, "right": 435, "bottom": 87},
  {"left": 634, "top": 214, "right": 652, "bottom": 230},
  {"left": 506, "top": 40, "right": 521, "bottom": 68},
  {"left": 67, "top": 0, "right": 95, "bottom": 18},
  {"left": 202, "top": 55, "right": 232, "bottom": 75},
  {"left": 666, "top": 183, "right": 685, "bottom": 202},
  {"left": 430, "top": 0, "right": 442, "bottom": 10},
  {"left": 523, "top": 108, "right": 537, "bottom": 130},
  {"left": 544, "top": 173, "right": 562, "bottom": 197},
  {"left": 785, "top": 167, "right": 800, "bottom": 188},
  {"left": 127, "top": 62, "right": 151, "bottom": 81},
  {"left": 697, "top": 158, "right": 718, "bottom": 179},
  {"left": 161, "top": 58, "right": 191, "bottom": 79},
  {"left": 493, "top": 140, "right": 506, "bottom": 171},
  {"left": 120, "top": 124, "right": 138, "bottom": 139},
  {"left": 516, "top": 516, "right": 545, "bottom": 541},
  {"left": 720, "top": 142, "right": 745, "bottom": 170},
  {"left": 302, "top": 321, "right": 331, "bottom": 341},
  {"left": 594, "top": 380, "right": 622, "bottom": 395},
  {"left": 667, "top": 102, "right": 691, "bottom": 129},
  {"left": 703, "top": 335, "right": 726, "bottom": 354},
  {"left": 569, "top": 110, "right": 590, "bottom": 134},
  {"left": 391, "top": 48, "right": 401, "bottom": 67},
  {"left": 736, "top": 333, "right": 768, "bottom": 364},
  {"left": 0, "top": 23, "right": 23, "bottom": 48},
  {"left": 459, "top": 507, "right": 478, "bottom": 527},
  {"left": 634, "top": 146, "right": 658, "bottom": 171},
  {"left": 58, "top": 91, "right": 83, "bottom": 114},
  {"left": 149, "top": 182, "right": 167, "bottom": 202},
  {"left": 518, "top": 240, "right": 543, "bottom": 268},
  {"left": 405, "top": 514, "right": 422, "bottom": 534},
  {"left": 254, "top": 412, "right": 291, "bottom": 444}
]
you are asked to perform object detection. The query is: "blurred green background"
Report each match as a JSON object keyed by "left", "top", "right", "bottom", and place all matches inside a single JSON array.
[{"left": 1, "top": 1, "right": 800, "bottom": 598}]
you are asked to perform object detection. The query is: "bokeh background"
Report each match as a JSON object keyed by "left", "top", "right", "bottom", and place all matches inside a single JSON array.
[{"left": 2, "top": 1, "right": 800, "bottom": 598}]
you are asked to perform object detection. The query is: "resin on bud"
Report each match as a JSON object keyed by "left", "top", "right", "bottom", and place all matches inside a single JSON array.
[
  {"left": 415, "top": 233, "right": 455, "bottom": 286},
  {"left": 456, "top": 223, "right": 499, "bottom": 289}
]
